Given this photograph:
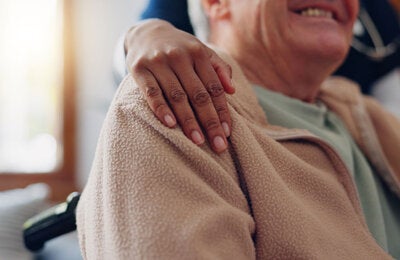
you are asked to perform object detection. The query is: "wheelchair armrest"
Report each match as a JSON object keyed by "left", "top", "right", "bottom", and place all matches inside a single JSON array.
[{"left": 23, "top": 192, "right": 80, "bottom": 252}]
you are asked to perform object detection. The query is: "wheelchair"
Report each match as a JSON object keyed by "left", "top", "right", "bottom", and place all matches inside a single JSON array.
[{"left": 23, "top": 192, "right": 80, "bottom": 252}]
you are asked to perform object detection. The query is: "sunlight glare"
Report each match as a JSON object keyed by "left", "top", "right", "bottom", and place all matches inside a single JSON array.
[{"left": 0, "top": 0, "right": 63, "bottom": 173}]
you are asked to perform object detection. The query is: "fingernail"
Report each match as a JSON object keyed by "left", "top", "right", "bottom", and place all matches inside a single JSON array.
[
  {"left": 164, "top": 114, "right": 176, "bottom": 128},
  {"left": 191, "top": 130, "right": 204, "bottom": 145},
  {"left": 213, "top": 136, "right": 227, "bottom": 152},
  {"left": 222, "top": 122, "right": 230, "bottom": 137}
]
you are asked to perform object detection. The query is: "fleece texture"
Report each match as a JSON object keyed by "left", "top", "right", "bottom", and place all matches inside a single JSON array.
[{"left": 77, "top": 50, "right": 398, "bottom": 259}]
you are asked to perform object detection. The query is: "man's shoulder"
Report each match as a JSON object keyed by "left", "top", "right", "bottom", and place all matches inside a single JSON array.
[
  {"left": 102, "top": 74, "right": 161, "bottom": 140},
  {"left": 112, "top": 74, "right": 145, "bottom": 108}
]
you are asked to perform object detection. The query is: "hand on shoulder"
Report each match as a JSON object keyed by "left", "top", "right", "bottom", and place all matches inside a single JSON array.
[{"left": 125, "top": 19, "right": 235, "bottom": 153}]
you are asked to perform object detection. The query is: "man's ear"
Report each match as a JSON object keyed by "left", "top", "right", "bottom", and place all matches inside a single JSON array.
[{"left": 201, "top": 0, "right": 230, "bottom": 19}]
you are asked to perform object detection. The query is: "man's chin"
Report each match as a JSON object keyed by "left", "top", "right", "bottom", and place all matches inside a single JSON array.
[{"left": 303, "top": 40, "right": 349, "bottom": 70}]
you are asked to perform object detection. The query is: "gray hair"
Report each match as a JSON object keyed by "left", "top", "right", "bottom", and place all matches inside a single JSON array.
[{"left": 188, "top": 0, "right": 210, "bottom": 42}]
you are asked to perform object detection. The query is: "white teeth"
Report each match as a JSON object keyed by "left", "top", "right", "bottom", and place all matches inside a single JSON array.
[{"left": 300, "top": 8, "right": 333, "bottom": 18}]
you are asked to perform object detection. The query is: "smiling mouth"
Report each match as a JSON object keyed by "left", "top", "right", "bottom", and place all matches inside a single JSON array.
[{"left": 295, "top": 8, "right": 335, "bottom": 20}]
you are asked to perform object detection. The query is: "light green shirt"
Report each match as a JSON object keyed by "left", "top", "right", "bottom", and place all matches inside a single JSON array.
[{"left": 254, "top": 85, "right": 400, "bottom": 258}]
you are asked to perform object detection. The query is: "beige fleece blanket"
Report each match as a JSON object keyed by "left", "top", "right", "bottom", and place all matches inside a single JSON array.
[{"left": 77, "top": 51, "right": 393, "bottom": 259}]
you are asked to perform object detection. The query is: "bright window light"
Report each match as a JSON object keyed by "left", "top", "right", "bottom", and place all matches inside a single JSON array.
[{"left": 0, "top": 0, "right": 63, "bottom": 173}]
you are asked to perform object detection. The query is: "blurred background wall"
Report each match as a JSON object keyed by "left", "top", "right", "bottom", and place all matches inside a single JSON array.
[
  {"left": 0, "top": 1, "right": 148, "bottom": 258},
  {"left": 73, "top": 0, "right": 146, "bottom": 188}
]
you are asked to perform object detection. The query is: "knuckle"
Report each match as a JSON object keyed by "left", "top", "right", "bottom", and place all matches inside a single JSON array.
[
  {"left": 130, "top": 58, "right": 146, "bottom": 74},
  {"left": 165, "top": 47, "right": 184, "bottom": 61},
  {"left": 214, "top": 104, "right": 228, "bottom": 114},
  {"left": 206, "top": 81, "right": 224, "bottom": 98},
  {"left": 204, "top": 118, "right": 220, "bottom": 132},
  {"left": 169, "top": 89, "right": 187, "bottom": 103},
  {"left": 189, "top": 43, "right": 206, "bottom": 58},
  {"left": 149, "top": 51, "right": 165, "bottom": 64},
  {"left": 145, "top": 85, "right": 161, "bottom": 98},
  {"left": 192, "top": 89, "right": 211, "bottom": 107}
]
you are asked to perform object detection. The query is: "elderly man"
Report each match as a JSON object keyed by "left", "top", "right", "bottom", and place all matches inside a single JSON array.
[
  {"left": 114, "top": 0, "right": 400, "bottom": 94},
  {"left": 77, "top": 0, "right": 400, "bottom": 258}
]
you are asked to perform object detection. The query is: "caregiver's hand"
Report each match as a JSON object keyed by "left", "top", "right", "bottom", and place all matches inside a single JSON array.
[{"left": 125, "top": 19, "right": 235, "bottom": 153}]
